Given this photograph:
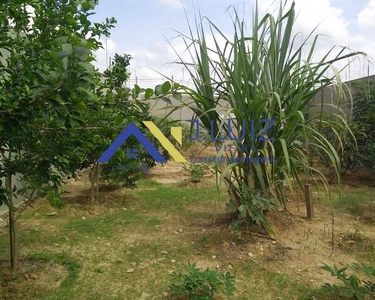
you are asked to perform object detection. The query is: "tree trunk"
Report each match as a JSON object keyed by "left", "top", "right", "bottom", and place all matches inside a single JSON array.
[
  {"left": 90, "top": 163, "right": 100, "bottom": 202},
  {"left": 95, "top": 164, "right": 100, "bottom": 200},
  {"left": 5, "top": 173, "right": 18, "bottom": 272},
  {"left": 90, "top": 165, "right": 95, "bottom": 202}
]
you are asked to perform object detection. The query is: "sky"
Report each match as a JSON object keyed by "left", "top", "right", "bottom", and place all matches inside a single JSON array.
[{"left": 90, "top": 0, "right": 375, "bottom": 88}]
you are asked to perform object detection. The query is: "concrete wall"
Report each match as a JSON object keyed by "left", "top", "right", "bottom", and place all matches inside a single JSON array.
[
  {"left": 310, "top": 75, "right": 375, "bottom": 120},
  {"left": 0, "top": 173, "right": 26, "bottom": 216},
  {"left": 146, "top": 95, "right": 195, "bottom": 121},
  {"left": 149, "top": 75, "right": 375, "bottom": 122},
  {"left": 146, "top": 95, "right": 230, "bottom": 122}
]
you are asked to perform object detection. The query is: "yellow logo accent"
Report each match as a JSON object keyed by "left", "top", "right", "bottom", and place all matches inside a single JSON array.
[{"left": 143, "top": 121, "right": 186, "bottom": 163}]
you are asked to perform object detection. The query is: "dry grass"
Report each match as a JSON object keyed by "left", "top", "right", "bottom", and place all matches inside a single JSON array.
[{"left": 0, "top": 165, "right": 374, "bottom": 299}]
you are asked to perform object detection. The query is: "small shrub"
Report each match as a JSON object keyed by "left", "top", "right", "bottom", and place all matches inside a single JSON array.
[
  {"left": 186, "top": 163, "right": 205, "bottom": 183},
  {"left": 227, "top": 184, "right": 277, "bottom": 234},
  {"left": 169, "top": 262, "right": 235, "bottom": 299},
  {"left": 321, "top": 262, "right": 375, "bottom": 299},
  {"left": 45, "top": 187, "right": 65, "bottom": 209},
  {"left": 100, "top": 158, "right": 142, "bottom": 189}
]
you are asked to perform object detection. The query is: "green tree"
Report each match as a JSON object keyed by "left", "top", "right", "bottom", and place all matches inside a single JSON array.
[
  {"left": 104, "top": 53, "right": 132, "bottom": 89},
  {"left": 0, "top": 0, "right": 116, "bottom": 271},
  {"left": 95, "top": 53, "right": 175, "bottom": 191}
]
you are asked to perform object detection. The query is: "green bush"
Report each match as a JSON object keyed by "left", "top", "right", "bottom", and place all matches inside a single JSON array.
[
  {"left": 227, "top": 185, "right": 277, "bottom": 234},
  {"left": 95, "top": 57, "right": 181, "bottom": 189},
  {"left": 169, "top": 262, "right": 235, "bottom": 299},
  {"left": 186, "top": 163, "right": 206, "bottom": 183},
  {"left": 99, "top": 115, "right": 175, "bottom": 188},
  {"left": 345, "top": 80, "right": 375, "bottom": 172},
  {"left": 322, "top": 80, "right": 375, "bottom": 175},
  {"left": 322, "top": 263, "right": 375, "bottom": 299}
]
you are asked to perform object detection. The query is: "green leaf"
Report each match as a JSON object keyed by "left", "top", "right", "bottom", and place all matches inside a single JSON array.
[
  {"left": 74, "top": 101, "right": 87, "bottom": 110},
  {"left": 32, "top": 88, "right": 45, "bottom": 100},
  {"left": 134, "top": 84, "right": 141, "bottom": 95},
  {"left": 62, "top": 57, "right": 69, "bottom": 71},
  {"left": 82, "top": 2, "right": 92, "bottom": 12},
  {"left": 145, "top": 88, "right": 154, "bottom": 99},
  {"left": 172, "top": 92, "right": 182, "bottom": 101},
  {"left": 162, "top": 81, "right": 171, "bottom": 94},
  {"left": 78, "top": 62, "right": 94, "bottom": 75},
  {"left": 160, "top": 96, "right": 172, "bottom": 104},
  {"left": 56, "top": 51, "right": 70, "bottom": 59},
  {"left": 76, "top": 87, "right": 95, "bottom": 100},
  {"left": 155, "top": 84, "right": 163, "bottom": 96},
  {"left": 74, "top": 46, "right": 90, "bottom": 61},
  {"left": 231, "top": 221, "right": 241, "bottom": 231},
  {"left": 115, "top": 116, "right": 124, "bottom": 126},
  {"left": 61, "top": 44, "right": 73, "bottom": 55}
]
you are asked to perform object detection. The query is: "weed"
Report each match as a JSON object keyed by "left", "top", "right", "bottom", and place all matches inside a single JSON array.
[
  {"left": 185, "top": 163, "right": 206, "bottom": 183},
  {"left": 227, "top": 185, "right": 277, "bottom": 235},
  {"left": 322, "top": 262, "right": 375, "bottom": 299},
  {"left": 46, "top": 188, "right": 65, "bottom": 209},
  {"left": 330, "top": 188, "right": 375, "bottom": 223},
  {"left": 169, "top": 261, "right": 235, "bottom": 299}
]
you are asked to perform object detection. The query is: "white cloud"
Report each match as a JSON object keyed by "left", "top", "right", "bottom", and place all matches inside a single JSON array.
[
  {"left": 257, "top": 0, "right": 374, "bottom": 80},
  {"left": 358, "top": 0, "right": 375, "bottom": 34},
  {"left": 257, "top": 0, "right": 349, "bottom": 49},
  {"left": 127, "top": 39, "right": 191, "bottom": 88},
  {"left": 123, "top": 31, "right": 231, "bottom": 89},
  {"left": 93, "top": 36, "right": 190, "bottom": 88},
  {"left": 94, "top": 0, "right": 375, "bottom": 87},
  {"left": 94, "top": 38, "right": 118, "bottom": 72},
  {"left": 158, "top": 0, "right": 184, "bottom": 9}
]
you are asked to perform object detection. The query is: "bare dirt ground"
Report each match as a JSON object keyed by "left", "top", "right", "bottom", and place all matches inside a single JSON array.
[
  {"left": 146, "top": 162, "right": 374, "bottom": 283},
  {"left": 1, "top": 160, "right": 374, "bottom": 299},
  {"left": 143, "top": 163, "right": 375, "bottom": 287}
]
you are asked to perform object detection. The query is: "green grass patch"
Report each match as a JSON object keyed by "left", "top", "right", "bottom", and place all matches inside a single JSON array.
[
  {"left": 136, "top": 183, "right": 226, "bottom": 212},
  {"left": 0, "top": 251, "right": 84, "bottom": 300},
  {"left": 237, "top": 263, "right": 329, "bottom": 300},
  {"left": 320, "top": 187, "right": 375, "bottom": 222},
  {"left": 65, "top": 211, "right": 138, "bottom": 237},
  {"left": 2, "top": 179, "right": 374, "bottom": 299},
  {"left": 26, "top": 252, "right": 81, "bottom": 289}
]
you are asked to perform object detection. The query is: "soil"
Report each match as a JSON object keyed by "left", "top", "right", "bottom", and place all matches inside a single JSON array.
[
  {"left": 0, "top": 260, "right": 67, "bottom": 300},
  {"left": 342, "top": 168, "right": 375, "bottom": 187},
  {"left": 65, "top": 163, "right": 375, "bottom": 286},
  {"left": 1, "top": 160, "right": 374, "bottom": 299}
]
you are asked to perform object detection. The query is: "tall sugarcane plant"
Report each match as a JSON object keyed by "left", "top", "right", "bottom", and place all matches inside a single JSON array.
[{"left": 171, "top": 1, "right": 362, "bottom": 234}]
